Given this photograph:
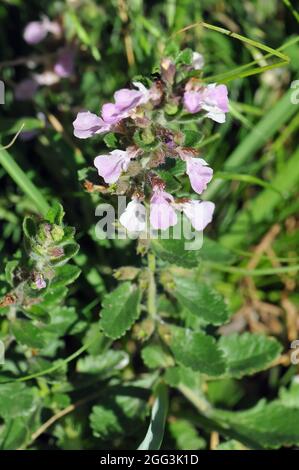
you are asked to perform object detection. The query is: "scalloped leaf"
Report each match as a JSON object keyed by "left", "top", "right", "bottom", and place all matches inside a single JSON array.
[
  {"left": 167, "top": 326, "right": 226, "bottom": 376},
  {"left": 173, "top": 276, "right": 231, "bottom": 326},
  {"left": 99, "top": 283, "right": 142, "bottom": 339},
  {"left": 213, "top": 400, "right": 299, "bottom": 449},
  {"left": 219, "top": 332, "right": 282, "bottom": 378},
  {"left": 11, "top": 319, "right": 46, "bottom": 349}
]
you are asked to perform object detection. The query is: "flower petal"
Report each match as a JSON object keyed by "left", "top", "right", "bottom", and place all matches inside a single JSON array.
[
  {"left": 183, "top": 200, "right": 215, "bottom": 231},
  {"left": 150, "top": 190, "right": 177, "bottom": 230},
  {"left": 94, "top": 150, "right": 130, "bottom": 184},
  {"left": 119, "top": 200, "right": 146, "bottom": 232},
  {"left": 73, "top": 111, "right": 109, "bottom": 139},
  {"left": 186, "top": 157, "right": 213, "bottom": 195},
  {"left": 183, "top": 91, "right": 202, "bottom": 114},
  {"left": 23, "top": 21, "right": 48, "bottom": 44}
]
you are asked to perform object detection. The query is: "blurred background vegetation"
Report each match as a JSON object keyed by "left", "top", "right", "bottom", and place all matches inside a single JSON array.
[{"left": 0, "top": 0, "right": 298, "bottom": 450}]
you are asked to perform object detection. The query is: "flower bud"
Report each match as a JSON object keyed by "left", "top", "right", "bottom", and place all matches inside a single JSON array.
[
  {"left": 113, "top": 266, "right": 140, "bottom": 281},
  {"left": 51, "top": 224, "right": 64, "bottom": 242},
  {"left": 161, "top": 58, "right": 176, "bottom": 85}
]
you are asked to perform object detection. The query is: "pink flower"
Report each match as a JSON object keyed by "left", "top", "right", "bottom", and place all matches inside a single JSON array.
[
  {"left": 101, "top": 82, "right": 150, "bottom": 124},
  {"left": 184, "top": 84, "right": 229, "bottom": 123},
  {"left": 54, "top": 47, "right": 75, "bottom": 78},
  {"left": 201, "top": 84, "right": 229, "bottom": 123},
  {"left": 73, "top": 111, "right": 111, "bottom": 139},
  {"left": 150, "top": 188, "right": 177, "bottom": 230},
  {"left": 185, "top": 157, "right": 213, "bottom": 195},
  {"left": 94, "top": 148, "right": 137, "bottom": 184},
  {"left": 34, "top": 273, "right": 47, "bottom": 290},
  {"left": 183, "top": 91, "right": 202, "bottom": 114},
  {"left": 23, "top": 17, "right": 61, "bottom": 45},
  {"left": 180, "top": 200, "right": 215, "bottom": 231},
  {"left": 119, "top": 199, "right": 146, "bottom": 232},
  {"left": 23, "top": 20, "right": 49, "bottom": 44}
]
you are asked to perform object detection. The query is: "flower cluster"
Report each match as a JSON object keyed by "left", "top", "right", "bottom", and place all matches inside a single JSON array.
[
  {"left": 15, "top": 16, "right": 75, "bottom": 101},
  {"left": 73, "top": 50, "right": 229, "bottom": 233}
]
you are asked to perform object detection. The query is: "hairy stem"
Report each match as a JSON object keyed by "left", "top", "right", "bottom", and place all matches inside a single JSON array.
[{"left": 147, "top": 252, "right": 157, "bottom": 319}]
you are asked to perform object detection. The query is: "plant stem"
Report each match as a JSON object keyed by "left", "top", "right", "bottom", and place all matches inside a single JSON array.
[
  {"left": 147, "top": 252, "right": 157, "bottom": 319},
  {"left": 2, "top": 336, "right": 98, "bottom": 384}
]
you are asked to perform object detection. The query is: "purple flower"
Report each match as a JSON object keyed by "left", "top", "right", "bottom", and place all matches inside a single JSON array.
[
  {"left": 184, "top": 84, "right": 229, "bottom": 123},
  {"left": 101, "top": 103, "right": 122, "bottom": 124},
  {"left": 102, "top": 82, "right": 150, "bottom": 124},
  {"left": 201, "top": 84, "right": 229, "bottom": 123},
  {"left": 34, "top": 274, "right": 47, "bottom": 290},
  {"left": 15, "top": 78, "right": 39, "bottom": 101},
  {"left": 73, "top": 111, "right": 111, "bottom": 139},
  {"left": 186, "top": 157, "right": 213, "bottom": 195},
  {"left": 180, "top": 200, "right": 215, "bottom": 231},
  {"left": 150, "top": 188, "right": 177, "bottom": 230},
  {"left": 94, "top": 148, "right": 135, "bottom": 184},
  {"left": 23, "top": 17, "right": 61, "bottom": 44},
  {"left": 183, "top": 91, "right": 202, "bottom": 114},
  {"left": 119, "top": 199, "right": 146, "bottom": 232},
  {"left": 54, "top": 47, "right": 75, "bottom": 78},
  {"left": 23, "top": 20, "right": 49, "bottom": 44}
]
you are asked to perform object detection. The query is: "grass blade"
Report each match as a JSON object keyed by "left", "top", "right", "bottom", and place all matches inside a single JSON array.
[
  {"left": 204, "top": 88, "right": 298, "bottom": 199},
  {"left": 0, "top": 148, "right": 49, "bottom": 216},
  {"left": 138, "top": 383, "right": 169, "bottom": 450}
]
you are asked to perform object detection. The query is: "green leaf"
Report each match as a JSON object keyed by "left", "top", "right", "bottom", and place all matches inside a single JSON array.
[
  {"left": 175, "top": 48, "right": 193, "bottom": 65},
  {"left": 104, "top": 133, "right": 118, "bottom": 148},
  {"left": 198, "top": 238, "right": 236, "bottom": 264},
  {"left": 39, "top": 286, "right": 68, "bottom": 308},
  {"left": 22, "top": 216, "right": 37, "bottom": 240},
  {"left": 173, "top": 276, "right": 231, "bottom": 326},
  {"left": 169, "top": 419, "right": 206, "bottom": 450},
  {"left": 151, "top": 237, "right": 199, "bottom": 268},
  {"left": 0, "top": 383, "right": 37, "bottom": 419},
  {"left": 77, "top": 350, "right": 129, "bottom": 375},
  {"left": 138, "top": 383, "right": 169, "bottom": 450},
  {"left": 184, "top": 130, "right": 203, "bottom": 147},
  {"left": 11, "top": 319, "right": 46, "bottom": 349},
  {"left": 218, "top": 333, "right": 282, "bottom": 378},
  {"left": 4, "top": 260, "right": 18, "bottom": 286},
  {"left": 141, "top": 344, "right": 174, "bottom": 369},
  {"left": 167, "top": 326, "right": 226, "bottom": 376},
  {"left": 90, "top": 405, "right": 122, "bottom": 438},
  {"left": 164, "top": 365, "right": 202, "bottom": 389},
  {"left": 100, "top": 283, "right": 142, "bottom": 339},
  {"left": 216, "top": 440, "right": 246, "bottom": 450},
  {"left": 46, "top": 203, "right": 65, "bottom": 225},
  {"left": 90, "top": 384, "right": 148, "bottom": 439},
  {"left": 43, "top": 306, "right": 78, "bottom": 336},
  {"left": 279, "top": 381, "right": 299, "bottom": 408},
  {"left": 51, "top": 265, "right": 81, "bottom": 289},
  {"left": 213, "top": 400, "right": 299, "bottom": 449},
  {"left": 0, "top": 417, "right": 32, "bottom": 450}
]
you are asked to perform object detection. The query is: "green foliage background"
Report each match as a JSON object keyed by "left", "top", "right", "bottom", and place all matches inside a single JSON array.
[{"left": 0, "top": 0, "right": 298, "bottom": 450}]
